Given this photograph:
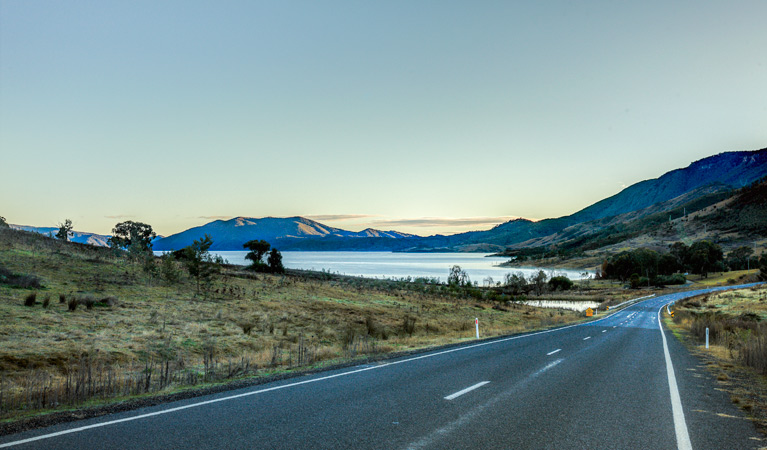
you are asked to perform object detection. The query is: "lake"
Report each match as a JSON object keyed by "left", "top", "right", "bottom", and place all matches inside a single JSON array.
[{"left": 203, "top": 251, "right": 590, "bottom": 283}]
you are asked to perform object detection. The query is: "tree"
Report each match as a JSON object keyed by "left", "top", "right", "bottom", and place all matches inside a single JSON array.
[
  {"left": 267, "top": 248, "right": 285, "bottom": 274},
  {"left": 180, "top": 234, "right": 222, "bottom": 293},
  {"left": 669, "top": 242, "right": 691, "bottom": 271},
  {"left": 529, "top": 270, "right": 548, "bottom": 296},
  {"left": 688, "top": 241, "right": 724, "bottom": 278},
  {"left": 0, "top": 216, "right": 9, "bottom": 228},
  {"left": 56, "top": 219, "right": 73, "bottom": 241},
  {"left": 243, "top": 239, "right": 271, "bottom": 270},
  {"left": 504, "top": 272, "right": 528, "bottom": 295},
  {"left": 108, "top": 221, "right": 156, "bottom": 259},
  {"left": 548, "top": 275, "right": 573, "bottom": 291},
  {"left": 447, "top": 265, "right": 469, "bottom": 287},
  {"left": 159, "top": 252, "right": 181, "bottom": 284},
  {"left": 727, "top": 246, "right": 754, "bottom": 270}
]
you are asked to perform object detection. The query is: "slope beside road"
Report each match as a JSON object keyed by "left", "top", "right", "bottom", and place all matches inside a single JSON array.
[{"left": 1, "top": 285, "right": 763, "bottom": 449}]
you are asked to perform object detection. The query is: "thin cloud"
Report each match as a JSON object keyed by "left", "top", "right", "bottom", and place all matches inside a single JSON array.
[
  {"left": 305, "top": 214, "right": 380, "bottom": 221},
  {"left": 368, "top": 216, "right": 519, "bottom": 229},
  {"left": 198, "top": 215, "right": 234, "bottom": 220}
]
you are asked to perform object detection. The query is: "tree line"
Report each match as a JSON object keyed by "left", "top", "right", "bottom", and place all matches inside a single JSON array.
[{"left": 600, "top": 240, "right": 767, "bottom": 287}]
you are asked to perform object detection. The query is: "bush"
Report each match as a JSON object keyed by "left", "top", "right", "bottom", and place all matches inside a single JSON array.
[
  {"left": 0, "top": 265, "right": 43, "bottom": 289},
  {"left": 652, "top": 274, "right": 686, "bottom": 287},
  {"left": 42, "top": 295, "right": 50, "bottom": 308},
  {"left": 79, "top": 295, "right": 96, "bottom": 310},
  {"left": 67, "top": 297, "right": 78, "bottom": 312},
  {"left": 402, "top": 315, "right": 416, "bottom": 336},
  {"left": 548, "top": 276, "right": 573, "bottom": 291},
  {"left": 24, "top": 292, "right": 37, "bottom": 307}
]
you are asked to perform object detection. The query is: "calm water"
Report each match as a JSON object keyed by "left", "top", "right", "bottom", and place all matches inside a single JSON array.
[
  {"left": 205, "top": 251, "right": 590, "bottom": 283},
  {"left": 520, "top": 300, "right": 601, "bottom": 312}
]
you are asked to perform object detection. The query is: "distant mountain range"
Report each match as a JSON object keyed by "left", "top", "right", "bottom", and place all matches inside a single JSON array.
[
  {"left": 9, "top": 225, "right": 112, "bottom": 247},
  {"left": 152, "top": 217, "right": 415, "bottom": 251},
  {"left": 13, "top": 147, "right": 767, "bottom": 255}
]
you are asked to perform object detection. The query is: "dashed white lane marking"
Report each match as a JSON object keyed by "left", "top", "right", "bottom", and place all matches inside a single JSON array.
[
  {"left": 444, "top": 381, "right": 491, "bottom": 400},
  {"left": 547, "top": 349, "right": 561, "bottom": 356},
  {"left": 583, "top": 336, "right": 591, "bottom": 340},
  {"left": 602, "top": 330, "right": 607, "bottom": 333}
]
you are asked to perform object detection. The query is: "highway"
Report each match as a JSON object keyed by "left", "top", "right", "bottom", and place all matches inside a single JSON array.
[{"left": 1, "top": 284, "right": 763, "bottom": 449}]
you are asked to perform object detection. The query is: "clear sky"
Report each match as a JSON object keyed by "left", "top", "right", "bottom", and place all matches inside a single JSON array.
[{"left": 2, "top": 1, "right": 766, "bottom": 237}]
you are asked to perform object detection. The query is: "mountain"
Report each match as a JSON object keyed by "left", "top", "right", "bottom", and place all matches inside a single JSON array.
[
  {"left": 152, "top": 217, "right": 415, "bottom": 251},
  {"left": 411, "top": 148, "right": 767, "bottom": 251},
  {"left": 9, "top": 225, "right": 111, "bottom": 247}
]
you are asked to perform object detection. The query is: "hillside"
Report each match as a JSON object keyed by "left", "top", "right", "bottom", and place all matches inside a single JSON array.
[
  {"left": 9, "top": 225, "right": 111, "bottom": 247},
  {"left": 498, "top": 177, "right": 767, "bottom": 269},
  {"left": 0, "top": 226, "right": 589, "bottom": 421}
]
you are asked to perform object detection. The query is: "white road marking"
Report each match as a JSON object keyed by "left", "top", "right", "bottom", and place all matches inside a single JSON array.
[
  {"left": 0, "top": 307, "right": 629, "bottom": 449},
  {"left": 658, "top": 304, "right": 693, "bottom": 450},
  {"left": 602, "top": 330, "right": 607, "bottom": 333},
  {"left": 547, "top": 349, "right": 561, "bottom": 355},
  {"left": 444, "top": 381, "right": 490, "bottom": 400},
  {"left": 534, "top": 358, "right": 563, "bottom": 376},
  {"left": 583, "top": 336, "right": 591, "bottom": 340}
]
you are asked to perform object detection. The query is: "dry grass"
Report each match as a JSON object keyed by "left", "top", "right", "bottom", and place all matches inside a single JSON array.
[
  {"left": 0, "top": 228, "right": 589, "bottom": 420},
  {"left": 686, "top": 269, "right": 759, "bottom": 287},
  {"left": 667, "top": 286, "right": 767, "bottom": 434}
]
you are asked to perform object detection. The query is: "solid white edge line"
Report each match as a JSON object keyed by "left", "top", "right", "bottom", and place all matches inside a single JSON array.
[
  {"left": 444, "top": 381, "right": 490, "bottom": 400},
  {"left": 2, "top": 308, "right": 630, "bottom": 449},
  {"left": 7, "top": 288, "right": 735, "bottom": 449},
  {"left": 658, "top": 304, "right": 693, "bottom": 450},
  {"left": 547, "top": 349, "right": 561, "bottom": 355}
]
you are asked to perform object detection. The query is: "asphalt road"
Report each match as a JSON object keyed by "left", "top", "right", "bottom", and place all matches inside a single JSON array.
[{"left": 1, "top": 284, "right": 764, "bottom": 449}]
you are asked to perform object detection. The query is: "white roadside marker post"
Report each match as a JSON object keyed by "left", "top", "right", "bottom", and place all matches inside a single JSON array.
[
  {"left": 475, "top": 318, "right": 479, "bottom": 339},
  {"left": 706, "top": 327, "right": 709, "bottom": 349}
]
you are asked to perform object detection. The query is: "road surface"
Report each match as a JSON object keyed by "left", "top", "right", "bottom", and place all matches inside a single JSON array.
[{"left": 1, "top": 284, "right": 763, "bottom": 449}]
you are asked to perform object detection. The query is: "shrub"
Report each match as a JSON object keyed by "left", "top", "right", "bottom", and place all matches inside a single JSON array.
[
  {"left": 742, "top": 337, "right": 767, "bottom": 374},
  {"left": 97, "top": 296, "right": 118, "bottom": 307},
  {"left": 79, "top": 295, "right": 97, "bottom": 310},
  {"left": 68, "top": 297, "right": 78, "bottom": 311},
  {"left": 59, "top": 293, "right": 66, "bottom": 304},
  {"left": 0, "top": 265, "right": 43, "bottom": 289},
  {"left": 42, "top": 295, "right": 50, "bottom": 308},
  {"left": 652, "top": 274, "right": 686, "bottom": 287},
  {"left": 548, "top": 276, "right": 573, "bottom": 291},
  {"left": 24, "top": 292, "right": 37, "bottom": 307},
  {"left": 240, "top": 322, "right": 254, "bottom": 335},
  {"left": 402, "top": 315, "right": 416, "bottom": 336}
]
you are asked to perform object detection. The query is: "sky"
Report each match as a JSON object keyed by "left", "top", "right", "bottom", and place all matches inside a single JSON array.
[{"left": 2, "top": 1, "right": 766, "bottom": 237}]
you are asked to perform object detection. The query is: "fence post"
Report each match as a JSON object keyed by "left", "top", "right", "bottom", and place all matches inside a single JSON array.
[
  {"left": 475, "top": 318, "right": 479, "bottom": 339},
  {"left": 706, "top": 327, "right": 709, "bottom": 349}
]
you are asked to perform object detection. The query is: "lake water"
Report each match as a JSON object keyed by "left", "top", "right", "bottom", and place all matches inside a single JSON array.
[
  {"left": 520, "top": 300, "right": 601, "bottom": 312},
  {"left": 204, "top": 251, "right": 590, "bottom": 283}
]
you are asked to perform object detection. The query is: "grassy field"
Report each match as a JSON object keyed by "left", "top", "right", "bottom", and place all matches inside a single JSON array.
[
  {"left": 685, "top": 269, "right": 759, "bottom": 287},
  {"left": 0, "top": 228, "right": 609, "bottom": 421},
  {"left": 667, "top": 285, "right": 767, "bottom": 433}
]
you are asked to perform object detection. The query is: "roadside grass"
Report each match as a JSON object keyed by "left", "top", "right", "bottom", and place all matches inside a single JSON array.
[
  {"left": 0, "top": 228, "right": 598, "bottom": 422},
  {"left": 665, "top": 286, "right": 767, "bottom": 434},
  {"left": 686, "top": 269, "right": 759, "bottom": 287}
]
